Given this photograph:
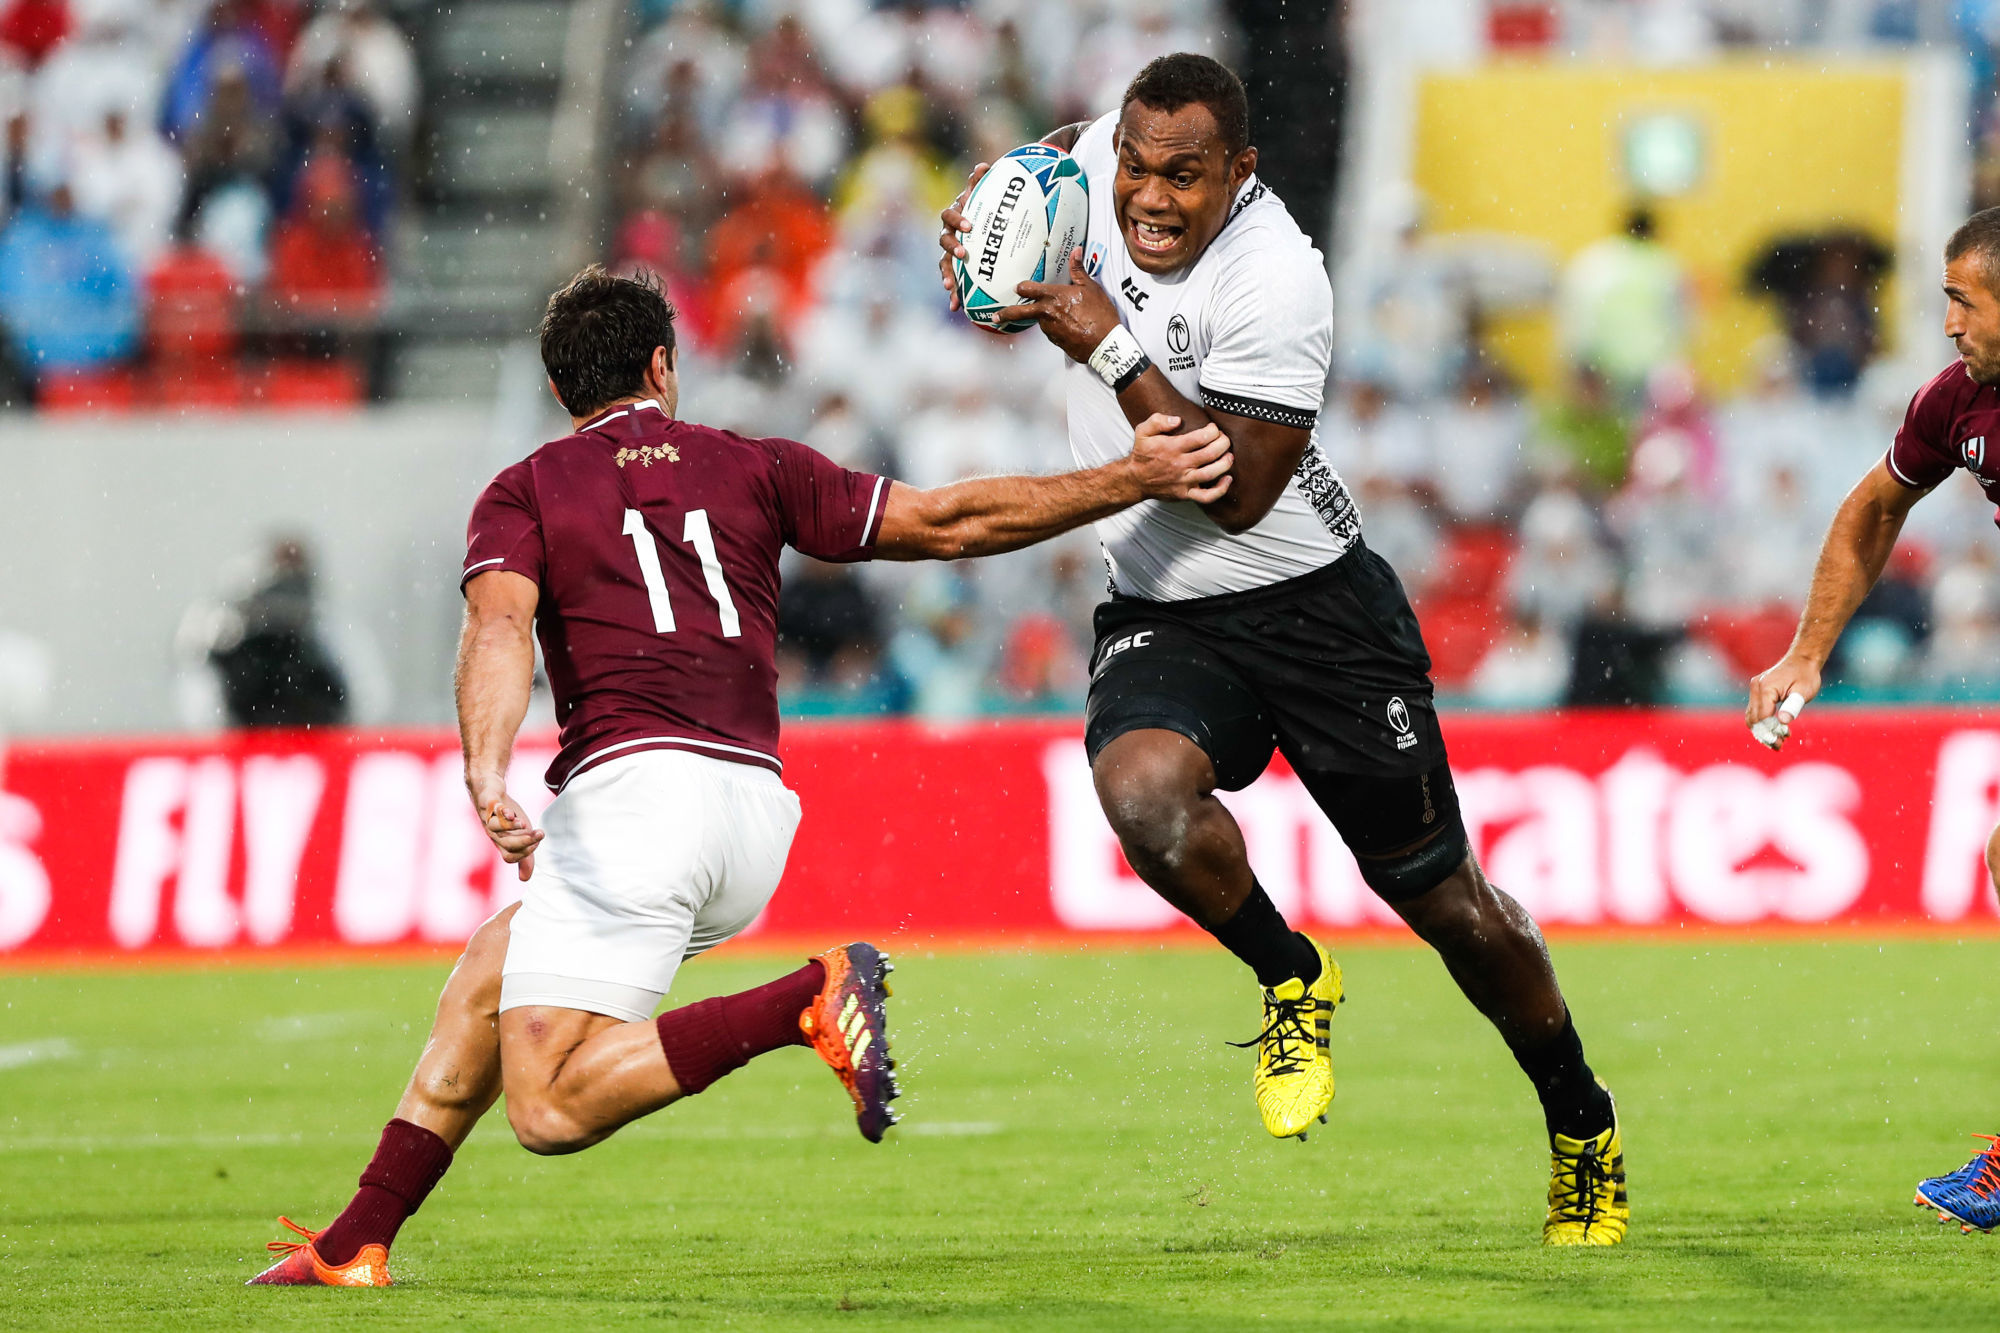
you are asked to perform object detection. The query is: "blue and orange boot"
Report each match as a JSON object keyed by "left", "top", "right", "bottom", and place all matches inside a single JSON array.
[
  {"left": 800, "top": 942, "right": 899, "bottom": 1142},
  {"left": 246, "top": 1217, "right": 392, "bottom": 1286},
  {"left": 1915, "top": 1135, "right": 2000, "bottom": 1234}
]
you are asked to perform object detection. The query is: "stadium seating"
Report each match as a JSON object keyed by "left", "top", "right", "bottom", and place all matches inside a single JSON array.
[{"left": 0, "top": 0, "right": 409, "bottom": 413}]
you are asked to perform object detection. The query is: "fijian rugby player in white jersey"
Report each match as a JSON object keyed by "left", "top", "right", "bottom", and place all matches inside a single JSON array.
[{"left": 942, "top": 53, "right": 1626, "bottom": 1245}]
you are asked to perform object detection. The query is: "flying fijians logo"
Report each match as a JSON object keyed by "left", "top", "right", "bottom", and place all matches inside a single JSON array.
[
  {"left": 1387, "top": 697, "right": 1418, "bottom": 751},
  {"left": 1165, "top": 314, "right": 1194, "bottom": 372},
  {"left": 1964, "top": 435, "right": 1987, "bottom": 469}
]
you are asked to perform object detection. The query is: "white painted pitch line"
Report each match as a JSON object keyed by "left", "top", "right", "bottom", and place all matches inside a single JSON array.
[
  {"left": 0, "top": 1130, "right": 305, "bottom": 1153},
  {"left": 0, "top": 1039, "right": 75, "bottom": 1071},
  {"left": 253, "top": 1012, "right": 376, "bottom": 1042}
]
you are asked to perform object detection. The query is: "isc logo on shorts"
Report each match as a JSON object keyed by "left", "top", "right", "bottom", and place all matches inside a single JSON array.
[
  {"left": 1097, "top": 630, "right": 1152, "bottom": 670},
  {"left": 1388, "top": 696, "right": 1418, "bottom": 751}
]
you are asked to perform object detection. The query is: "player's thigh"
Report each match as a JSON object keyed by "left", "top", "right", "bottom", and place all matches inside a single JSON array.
[
  {"left": 1297, "top": 762, "right": 1470, "bottom": 904},
  {"left": 435, "top": 902, "right": 519, "bottom": 1022},
  {"left": 501, "top": 752, "right": 717, "bottom": 1019},
  {"left": 1084, "top": 613, "right": 1276, "bottom": 797},
  {"left": 1273, "top": 557, "right": 1446, "bottom": 774},
  {"left": 686, "top": 763, "right": 804, "bottom": 957},
  {"left": 497, "top": 1004, "right": 624, "bottom": 1095}
]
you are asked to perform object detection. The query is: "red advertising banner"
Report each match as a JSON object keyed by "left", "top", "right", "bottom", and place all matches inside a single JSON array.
[{"left": 2, "top": 709, "right": 1999, "bottom": 959}]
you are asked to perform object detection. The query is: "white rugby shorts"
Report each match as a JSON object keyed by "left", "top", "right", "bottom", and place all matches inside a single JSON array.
[{"left": 499, "top": 748, "right": 802, "bottom": 1022}]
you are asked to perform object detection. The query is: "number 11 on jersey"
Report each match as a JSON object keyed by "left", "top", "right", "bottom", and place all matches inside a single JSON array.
[{"left": 622, "top": 507, "right": 742, "bottom": 638}]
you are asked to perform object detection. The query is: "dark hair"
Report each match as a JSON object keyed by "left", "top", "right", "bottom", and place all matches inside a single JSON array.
[
  {"left": 1121, "top": 52, "right": 1250, "bottom": 158},
  {"left": 1947, "top": 208, "right": 2000, "bottom": 289},
  {"left": 538, "top": 265, "right": 677, "bottom": 417}
]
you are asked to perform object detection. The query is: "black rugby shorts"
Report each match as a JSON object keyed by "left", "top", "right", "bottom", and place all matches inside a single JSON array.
[{"left": 1083, "top": 541, "right": 1458, "bottom": 863}]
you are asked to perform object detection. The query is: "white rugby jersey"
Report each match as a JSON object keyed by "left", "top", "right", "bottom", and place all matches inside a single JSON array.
[{"left": 1066, "top": 112, "right": 1356, "bottom": 601}]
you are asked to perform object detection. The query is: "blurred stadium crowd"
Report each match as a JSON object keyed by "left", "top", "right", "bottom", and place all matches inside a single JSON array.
[
  {"left": 608, "top": 0, "right": 1288, "bottom": 719},
  {"left": 17, "top": 0, "right": 2000, "bottom": 728},
  {"left": 0, "top": 0, "right": 411, "bottom": 409},
  {"left": 603, "top": 0, "right": 2000, "bottom": 718}
]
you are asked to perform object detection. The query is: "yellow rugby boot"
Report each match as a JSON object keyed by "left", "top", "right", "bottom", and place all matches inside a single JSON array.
[
  {"left": 1232, "top": 934, "right": 1341, "bottom": 1140},
  {"left": 1543, "top": 1084, "right": 1628, "bottom": 1247}
]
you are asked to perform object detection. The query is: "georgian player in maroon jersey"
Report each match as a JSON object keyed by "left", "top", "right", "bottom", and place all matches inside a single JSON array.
[
  {"left": 1748, "top": 207, "right": 2000, "bottom": 1233},
  {"left": 248, "top": 266, "right": 1233, "bottom": 1287}
]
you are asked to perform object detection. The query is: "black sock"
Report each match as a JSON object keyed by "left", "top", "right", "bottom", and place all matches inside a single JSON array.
[
  {"left": 1510, "top": 1013, "right": 1614, "bottom": 1141},
  {"left": 1207, "top": 882, "right": 1320, "bottom": 989}
]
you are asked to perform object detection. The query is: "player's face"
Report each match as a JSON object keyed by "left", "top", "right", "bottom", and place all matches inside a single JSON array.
[
  {"left": 1111, "top": 101, "right": 1257, "bottom": 276},
  {"left": 1943, "top": 253, "right": 2000, "bottom": 385}
]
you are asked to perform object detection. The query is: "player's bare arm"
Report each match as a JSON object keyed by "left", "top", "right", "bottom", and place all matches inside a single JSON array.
[
  {"left": 1747, "top": 460, "right": 1928, "bottom": 743},
  {"left": 874, "top": 412, "right": 1231, "bottom": 560},
  {"left": 455, "top": 569, "right": 544, "bottom": 878},
  {"left": 1746, "top": 239, "right": 2000, "bottom": 745}
]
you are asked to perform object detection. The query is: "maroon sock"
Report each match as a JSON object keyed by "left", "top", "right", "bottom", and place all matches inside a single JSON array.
[
  {"left": 314, "top": 1118, "right": 453, "bottom": 1266},
  {"left": 655, "top": 959, "right": 825, "bottom": 1096}
]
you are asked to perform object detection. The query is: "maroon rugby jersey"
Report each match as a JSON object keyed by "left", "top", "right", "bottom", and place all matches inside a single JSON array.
[
  {"left": 461, "top": 398, "right": 886, "bottom": 791},
  {"left": 1888, "top": 360, "right": 2000, "bottom": 519}
]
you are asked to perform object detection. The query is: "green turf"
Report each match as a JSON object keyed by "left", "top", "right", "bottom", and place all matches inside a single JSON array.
[{"left": 1, "top": 938, "right": 1997, "bottom": 1330}]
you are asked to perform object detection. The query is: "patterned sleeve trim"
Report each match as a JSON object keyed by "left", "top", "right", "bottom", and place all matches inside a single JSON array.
[{"left": 1198, "top": 386, "right": 1316, "bottom": 431}]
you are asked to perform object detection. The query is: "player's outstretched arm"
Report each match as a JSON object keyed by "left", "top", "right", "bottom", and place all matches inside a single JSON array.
[
  {"left": 456, "top": 570, "right": 545, "bottom": 878},
  {"left": 1746, "top": 459, "right": 1928, "bottom": 744},
  {"left": 874, "top": 413, "right": 1231, "bottom": 561}
]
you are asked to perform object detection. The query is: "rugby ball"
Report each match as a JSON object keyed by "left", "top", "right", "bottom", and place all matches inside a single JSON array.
[{"left": 951, "top": 143, "right": 1089, "bottom": 334}]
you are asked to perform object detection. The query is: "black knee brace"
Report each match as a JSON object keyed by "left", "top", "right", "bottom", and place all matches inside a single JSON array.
[{"left": 1355, "top": 808, "right": 1470, "bottom": 903}]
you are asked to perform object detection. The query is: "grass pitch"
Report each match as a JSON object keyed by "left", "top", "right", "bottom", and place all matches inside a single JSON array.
[{"left": 2, "top": 937, "right": 1997, "bottom": 1331}]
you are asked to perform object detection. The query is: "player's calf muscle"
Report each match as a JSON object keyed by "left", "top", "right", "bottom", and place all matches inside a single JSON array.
[
  {"left": 1391, "top": 858, "right": 1504, "bottom": 946},
  {"left": 404, "top": 1016, "right": 499, "bottom": 1125}
]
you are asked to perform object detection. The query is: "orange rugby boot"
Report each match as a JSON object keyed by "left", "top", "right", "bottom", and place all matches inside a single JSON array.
[
  {"left": 799, "top": 941, "right": 900, "bottom": 1142},
  {"left": 246, "top": 1217, "right": 392, "bottom": 1286}
]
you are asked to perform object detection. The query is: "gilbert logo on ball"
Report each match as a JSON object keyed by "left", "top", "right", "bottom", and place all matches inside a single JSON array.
[{"left": 953, "top": 143, "right": 1089, "bottom": 334}]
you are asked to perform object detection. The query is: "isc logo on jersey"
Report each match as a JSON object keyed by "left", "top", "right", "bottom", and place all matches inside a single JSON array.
[{"left": 952, "top": 143, "right": 1089, "bottom": 334}]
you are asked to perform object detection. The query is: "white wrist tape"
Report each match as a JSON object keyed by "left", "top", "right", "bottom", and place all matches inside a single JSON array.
[{"left": 1087, "top": 325, "right": 1150, "bottom": 393}]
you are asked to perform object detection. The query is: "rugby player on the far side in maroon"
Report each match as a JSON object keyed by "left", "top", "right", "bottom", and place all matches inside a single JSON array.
[
  {"left": 1748, "top": 206, "right": 2000, "bottom": 1236},
  {"left": 246, "top": 265, "right": 1234, "bottom": 1287}
]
